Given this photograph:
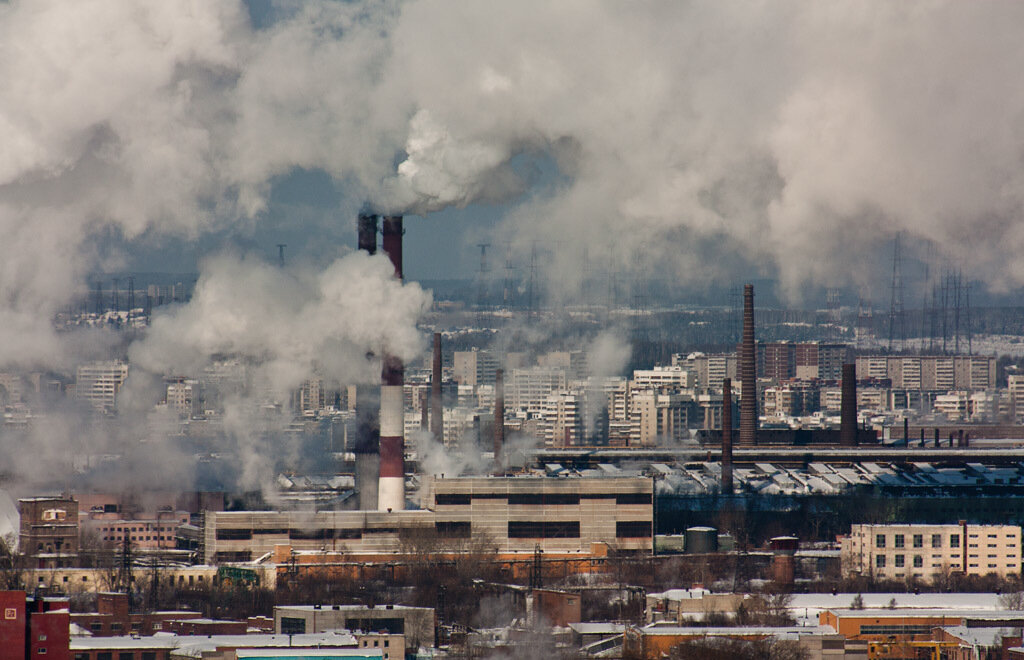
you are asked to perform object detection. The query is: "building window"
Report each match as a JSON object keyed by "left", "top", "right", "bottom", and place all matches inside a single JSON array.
[
  {"left": 894, "top": 534, "right": 905, "bottom": 549},
  {"left": 951, "top": 534, "right": 960, "bottom": 547},
  {"left": 616, "top": 521, "right": 652, "bottom": 538},
  {"left": 894, "top": 555, "right": 905, "bottom": 568},
  {"left": 875, "top": 555, "right": 886, "bottom": 568},
  {"left": 913, "top": 555, "right": 923, "bottom": 568},
  {"left": 876, "top": 534, "right": 886, "bottom": 549},
  {"left": 508, "top": 521, "right": 581, "bottom": 539},
  {"left": 912, "top": 534, "right": 923, "bottom": 548},
  {"left": 37, "top": 649, "right": 45, "bottom": 654}
]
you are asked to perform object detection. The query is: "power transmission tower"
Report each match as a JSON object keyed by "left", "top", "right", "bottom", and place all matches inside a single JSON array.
[
  {"left": 527, "top": 243, "right": 538, "bottom": 316},
  {"left": 887, "top": 234, "right": 905, "bottom": 353},
  {"left": 502, "top": 242, "right": 516, "bottom": 308},
  {"left": 825, "top": 287, "right": 841, "bottom": 341}
]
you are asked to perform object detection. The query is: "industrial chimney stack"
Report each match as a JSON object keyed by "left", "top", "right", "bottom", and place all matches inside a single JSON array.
[
  {"left": 721, "top": 378, "right": 733, "bottom": 494},
  {"left": 494, "top": 368, "right": 505, "bottom": 474},
  {"left": 379, "top": 216, "right": 406, "bottom": 512},
  {"left": 840, "top": 363, "right": 857, "bottom": 447},
  {"left": 354, "top": 212, "right": 380, "bottom": 511},
  {"left": 739, "top": 283, "right": 757, "bottom": 446},
  {"left": 431, "top": 333, "right": 444, "bottom": 442}
]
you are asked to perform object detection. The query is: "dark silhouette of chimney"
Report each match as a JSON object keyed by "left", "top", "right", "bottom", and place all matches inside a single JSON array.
[
  {"left": 494, "top": 368, "right": 505, "bottom": 474},
  {"left": 431, "top": 332, "right": 444, "bottom": 442},
  {"left": 739, "top": 284, "right": 757, "bottom": 445},
  {"left": 721, "top": 378, "right": 733, "bottom": 494},
  {"left": 840, "top": 363, "right": 857, "bottom": 446}
]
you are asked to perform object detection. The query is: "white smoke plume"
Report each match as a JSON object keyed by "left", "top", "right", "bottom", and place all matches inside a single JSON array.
[{"left": 3, "top": 0, "right": 1024, "bottom": 491}]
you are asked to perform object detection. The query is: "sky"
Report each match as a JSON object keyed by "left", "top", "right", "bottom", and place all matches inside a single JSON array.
[{"left": 4, "top": 0, "right": 1024, "bottom": 374}]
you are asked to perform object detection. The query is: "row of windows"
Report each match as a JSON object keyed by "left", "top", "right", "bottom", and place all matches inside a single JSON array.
[
  {"left": 875, "top": 555, "right": 1018, "bottom": 570},
  {"left": 102, "top": 536, "right": 170, "bottom": 542},
  {"left": 215, "top": 528, "right": 362, "bottom": 541},
  {"left": 876, "top": 533, "right": 960, "bottom": 549},
  {"left": 99, "top": 526, "right": 176, "bottom": 533},
  {"left": 435, "top": 493, "right": 651, "bottom": 506}
]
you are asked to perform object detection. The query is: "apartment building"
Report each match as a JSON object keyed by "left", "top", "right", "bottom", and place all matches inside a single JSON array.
[
  {"left": 75, "top": 361, "right": 129, "bottom": 413},
  {"left": 508, "top": 367, "right": 567, "bottom": 415},
  {"left": 452, "top": 349, "right": 499, "bottom": 387},
  {"left": 853, "top": 356, "right": 996, "bottom": 391},
  {"left": 841, "top": 523, "right": 1021, "bottom": 581}
]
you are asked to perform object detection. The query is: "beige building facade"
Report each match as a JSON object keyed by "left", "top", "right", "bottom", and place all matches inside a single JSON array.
[
  {"left": 203, "top": 476, "right": 653, "bottom": 562},
  {"left": 841, "top": 523, "right": 1021, "bottom": 582}
]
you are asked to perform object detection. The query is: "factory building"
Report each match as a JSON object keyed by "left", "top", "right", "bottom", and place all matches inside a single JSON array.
[
  {"left": 841, "top": 523, "right": 1021, "bottom": 581},
  {"left": 202, "top": 476, "right": 652, "bottom": 562}
]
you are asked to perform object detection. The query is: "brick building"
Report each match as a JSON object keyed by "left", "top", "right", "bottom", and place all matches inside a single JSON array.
[
  {"left": 0, "top": 591, "right": 70, "bottom": 660},
  {"left": 19, "top": 497, "right": 79, "bottom": 568}
]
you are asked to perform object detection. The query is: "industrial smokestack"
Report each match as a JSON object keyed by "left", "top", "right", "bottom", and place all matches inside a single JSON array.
[
  {"left": 355, "top": 211, "right": 380, "bottom": 511},
  {"left": 379, "top": 215, "right": 405, "bottom": 512},
  {"left": 358, "top": 212, "right": 378, "bottom": 255},
  {"left": 721, "top": 377, "right": 733, "bottom": 495},
  {"left": 494, "top": 368, "right": 505, "bottom": 474},
  {"left": 840, "top": 363, "right": 857, "bottom": 447},
  {"left": 431, "top": 332, "right": 443, "bottom": 442},
  {"left": 739, "top": 283, "right": 757, "bottom": 446}
]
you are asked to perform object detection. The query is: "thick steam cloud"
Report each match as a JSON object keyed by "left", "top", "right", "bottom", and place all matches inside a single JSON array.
[{"left": 3, "top": 1, "right": 1024, "bottom": 363}]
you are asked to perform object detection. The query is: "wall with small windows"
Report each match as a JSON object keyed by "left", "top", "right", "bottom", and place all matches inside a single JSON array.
[{"left": 841, "top": 523, "right": 1022, "bottom": 582}]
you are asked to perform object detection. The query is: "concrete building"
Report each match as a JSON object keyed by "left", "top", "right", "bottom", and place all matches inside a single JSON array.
[
  {"left": 508, "top": 367, "right": 567, "bottom": 415},
  {"left": 841, "top": 523, "right": 1021, "bottom": 581},
  {"left": 275, "top": 604, "right": 432, "bottom": 653},
  {"left": 426, "top": 475, "right": 652, "bottom": 554},
  {"left": 452, "top": 349, "right": 499, "bottom": 387},
  {"left": 854, "top": 355, "right": 996, "bottom": 391},
  {"left": 537, "top": 391, "right": 583, "bottom": 447},
  {"left": 675, "top": 353, "right": 736, "bottom": 390},
  {"left": 630, "top": 366, "right": 694, "bottom": 391},
  {"left": 76, "top": 361, "right": 129, "bottom": 413},
  {"left": 629, "top": 392, "right": 695, "bottom": 446},
  {"left": 203, "top": 476, "right": 653, "bottom": 561},
  {"left": 166, "top": 379, "right": 198, "bottom": 418}
]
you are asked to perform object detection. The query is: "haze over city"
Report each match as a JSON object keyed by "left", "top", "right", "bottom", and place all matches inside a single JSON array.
[{"left": 6, "top": 2, "right": 1024, "bottom": 659}]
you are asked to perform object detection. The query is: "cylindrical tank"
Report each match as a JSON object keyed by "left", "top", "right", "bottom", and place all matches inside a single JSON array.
[{"left": 685, "top": 526, "right": 718, "bottom": 554}]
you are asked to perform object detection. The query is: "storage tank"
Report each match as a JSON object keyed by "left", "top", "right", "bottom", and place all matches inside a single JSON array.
[
  {"left": 769, "top": 536, "right": 799, "bottom": 586},
  {"left": 684, "top": 526, "right": 718, "bottom": 554}
]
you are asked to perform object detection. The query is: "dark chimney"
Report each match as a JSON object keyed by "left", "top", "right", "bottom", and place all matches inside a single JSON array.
[
  {"left": 840, "top": 363, "right": 857, "bottom": 447},
  {"left": 431, "top": 332, "right": 444, "bottom": 442},
  {"left": 357, "top": 212, "right": 378, "bottom": 255},
  {"left": 721, "top": 378, "right": 733, "bottom": 494},
  {"left": 381, "top": 216, "right": 403, "bottom": 279},
  {"left": 494, "top": 368, "right": 505, "bottom": 474},
  {"left": 739, "top": 284, "right": 757, "bottom": 446}
]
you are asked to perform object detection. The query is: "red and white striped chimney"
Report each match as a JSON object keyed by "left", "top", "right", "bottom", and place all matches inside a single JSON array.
[{"left": 379, "top": 216, "right": 405, "bottom": 512}]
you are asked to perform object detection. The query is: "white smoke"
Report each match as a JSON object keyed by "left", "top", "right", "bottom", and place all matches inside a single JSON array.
[{"left": 4, "top": 0, "right": 1024, "bottom": 489}]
